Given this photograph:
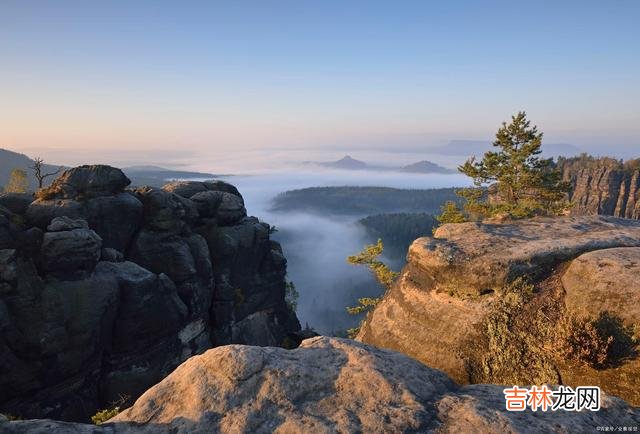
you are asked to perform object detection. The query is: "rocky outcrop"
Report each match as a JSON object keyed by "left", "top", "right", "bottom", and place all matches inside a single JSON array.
[
  {"left": 561, "top": 247, "right": 640, "bottom": 325},
  {"left": 0, "top": 167, "right": 299, "bottom": 422},
  {"left": 359, "top": 215, "right": 640, "bottom": 405},
  {"left": 558, "top": 156, "right": 640, "bottom": 219},
  {"left": 0, "top": 193, "right": 33, "bottom": 215},
  {"left": 2, "top": 337, "right": 638, "bottom": 433}
]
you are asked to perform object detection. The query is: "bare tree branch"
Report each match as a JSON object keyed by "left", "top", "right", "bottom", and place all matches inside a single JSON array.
[{"left": 30, "top": 157, "right": 62, "bottom": 189}]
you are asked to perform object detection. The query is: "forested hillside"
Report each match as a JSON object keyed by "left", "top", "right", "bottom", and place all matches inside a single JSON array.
[{"left": 271, "top": 186, "right": 459, "bottom": 215}]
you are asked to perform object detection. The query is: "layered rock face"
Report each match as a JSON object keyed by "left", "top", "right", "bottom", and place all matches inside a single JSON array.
[
  {"left": 359, "top": 215, "right": 640, "bottom": 405},
  {"left": 558, "top": 156, "right": 640, "bottom": 219},
  {"left": 2, "top": 337, "right": 638, "bottom": 433},
  {"left": 0, "top": 165, "right": 299, "bottom": 421}
]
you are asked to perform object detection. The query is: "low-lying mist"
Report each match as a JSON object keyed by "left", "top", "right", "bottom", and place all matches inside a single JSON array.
[{"left": 219, "top": 168, "right": 469, "bottom": 334}]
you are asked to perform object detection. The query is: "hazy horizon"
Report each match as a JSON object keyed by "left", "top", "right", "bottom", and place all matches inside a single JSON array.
[{"left": 2, "top": 1, "right": 639, "bottom": 171}]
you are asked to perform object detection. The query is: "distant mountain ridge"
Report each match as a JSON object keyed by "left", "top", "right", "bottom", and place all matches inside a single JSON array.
[
  {"left": 0, "top": 148, "right": 63, "bottom": 190},
  {"left": 0, "top": 148, "right": 218, "bottom": 190},
  {"left": 399, "top": 160, "right": 452, "bottom": 174},
  {"left": 304, "top": 155, "right": 454, "bottom": 174}
]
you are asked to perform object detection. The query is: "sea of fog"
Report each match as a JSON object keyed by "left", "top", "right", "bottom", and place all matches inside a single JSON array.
[{"left": 210, "top": 169, "right": 470, "bottom": 334}]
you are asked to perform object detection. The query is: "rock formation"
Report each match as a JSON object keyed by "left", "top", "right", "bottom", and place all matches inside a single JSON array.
[
  {"left": 2, "top": 337, "right": 638, "bottom": 433},
  {"left": 558, "top": 156, "right": 640, "bottom": 219},
  {"left": 359, "top": 215, "right": 640, "bottom": 405},
  {"left": 0, "top": 165, "right": 299, "bottom": 421}
]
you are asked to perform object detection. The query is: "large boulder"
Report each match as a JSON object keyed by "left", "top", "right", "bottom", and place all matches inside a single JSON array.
[
  {"left": 359, "top": 215, "right": 640, "bottom": 405},
  {"left": 26, "top": 199, "right": 84, "bottom": 229},
  {"left": 40, "top": 222, "right": 102, "bottom": 274},
  {"left": 162, "top": 180, "right": 241, "bottom": 199},
  {"left": 39, "top": 165, "right": 130, "bottom": 200},
  {"left": 134, "top": 187, "right": 198, "bottom": 233},
  {"left": 85, "top": 192, "right": 143, "bottom": 251},
  {"left": 46, "top": 216, "right": 88, "bottom": 232},
  {"left": 408, "top": 215, "right": 640, "bottom": 298},
  {"left": 558, "top": 247, "right": 640, "bottom": 404},
  {"left": 4, "top": 337, "right": 638, "bottom": 433},
  {"left": 161, "top": 180, "right": 208, "bottom": 198},
  {"left": 562, "top": 247, "right": 640, "bottom": 324},
  {"left": 190, "top": 190, "right": 246, "bottom": 225}
]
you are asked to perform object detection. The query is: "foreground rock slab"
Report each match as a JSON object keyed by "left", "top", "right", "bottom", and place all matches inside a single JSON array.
[
  {"left": 409, "top": 215, "right": 640, "bottom": 297},
  {"left": 2, "top": 337, "right": 639, "bottom": 433}
]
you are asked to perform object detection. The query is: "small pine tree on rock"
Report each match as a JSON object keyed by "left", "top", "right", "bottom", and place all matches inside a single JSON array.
[{"left": 438, "top": 111, "right": 570, "bottom": 222}]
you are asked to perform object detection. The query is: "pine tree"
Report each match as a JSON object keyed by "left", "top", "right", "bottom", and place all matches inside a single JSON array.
[
  {"left": 436, "top": 201, "right": 467, "bottom": 224},
  {"left": 4, "top": 169, "right": 29, "bottom": 193},
  {"left": 457, "top": 111, "right": 569, "bottom": 219},
  {"left": 345, "top": 239, "right": 398, "bottom": 338}
]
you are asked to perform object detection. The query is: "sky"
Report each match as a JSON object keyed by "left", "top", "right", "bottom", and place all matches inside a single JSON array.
[{"left": 1, "top": 0, "right": 639, "bottom": 170}]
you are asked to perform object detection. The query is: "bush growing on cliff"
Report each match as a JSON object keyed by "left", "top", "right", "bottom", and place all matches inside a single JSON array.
[
  {"left": 345, "top": 240, "right": 398, "bottom": 338},
  {"left": 556, "top": 311, "right": 637, "bottom": 369},
  {"left": 285, "top": 280, "right": 299, "bottom": 312},
  {"left": 439, "top": 112, "right": 570, "bottom": 222},
  {"left": 91, "top": 394, "right": 129, "bottom": 424},
  {"left": 468, "top": 278, "right": 560, "bottom": 385},
  {"left": 91, "top": 406, "right": 120, "bottom": 425},
  {"left": 347, "top": 239, "right": 398, "bottom": 291}
]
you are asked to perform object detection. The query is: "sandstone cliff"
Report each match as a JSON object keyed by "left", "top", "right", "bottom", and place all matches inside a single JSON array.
[
  {"left": 1, "top": 337, "right": 638, "bottom": 433},
  {"left": 558, "top": 156, "right": 640, "bottom": 219},
  {"left": 0, "top": 165, "right": 299, "bottom": 421},
  {"left": 359, "top": 215, "right": 640, "bottom": 405}
]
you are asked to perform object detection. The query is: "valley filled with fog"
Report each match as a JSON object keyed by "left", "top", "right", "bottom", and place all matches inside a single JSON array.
[{"left": 216, "top": 169, "right": 470, "bottom": 334}]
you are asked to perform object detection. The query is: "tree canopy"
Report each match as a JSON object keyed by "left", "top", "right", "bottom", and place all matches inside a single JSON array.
[
  {"left": 439, "top": 112, "right": 569, "bottom": 222},
  {"left": 3, "top": 169, "right": 29, "bottom": 193}
]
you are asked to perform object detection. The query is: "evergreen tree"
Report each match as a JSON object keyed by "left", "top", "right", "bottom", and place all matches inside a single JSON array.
[
  {"left": 4, "top": 169, "right": 29, "bottom": 193},
  {"left": 455, "top": 111, "right": 569, "bottom": 220},
  {"left": 436, "top": 201, "right": 467, "bottom": 224}
]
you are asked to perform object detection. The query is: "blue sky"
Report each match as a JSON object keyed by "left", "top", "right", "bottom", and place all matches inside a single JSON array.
[{"left": 1, "top": 0, "right": 639, "bottom": 167}]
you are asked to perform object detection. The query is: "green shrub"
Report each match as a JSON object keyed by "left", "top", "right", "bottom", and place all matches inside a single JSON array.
[
  {"left": 556, "top": 311, "right": 637, "bottom": 368},
  {"left": 91, "top": 407, "right": 120, "bottom": 425},
  {"left": 347, "top": 327, "right": 360, "bottom": 339},
  {"left": 436, "top": 201, "right": 467, "bottom": 224}
]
